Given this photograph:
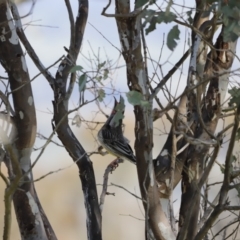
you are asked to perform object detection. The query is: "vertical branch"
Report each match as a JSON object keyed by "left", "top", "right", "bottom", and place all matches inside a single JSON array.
[
  {"left": 1, "top": 158, "right": 11, "bottom": 240},
  {"left": 168, "top": 108, "right": 177, "bottom": 233},
  {"left": 0, "top": 1, "right": 54, "bottom": 239},
  {"left": 154, "top": 93, "right": 189, "bottom": 199},
  {"left": 178, "top": 21, "right": 238, "bottom": 240},
  {"left": 13, "top": 0, "right": 102, "bottom": 239},
  {"left": 175, "top": 2, "right": 211, "bottom": 239},
  {"left": 113, "top": 1, "right": 175, "bottom": 239},
  {"left": 195, "top": 106, "right": 240, "bottom": 240},
  {"left": 154, "top": 0, "right": 212, "bottom": 203},
  {"left": 12, "top": 0, "right": 102, "bottom": 238},
  {"left": 51, "top": 1, "right": 102, "bottom": 239}
]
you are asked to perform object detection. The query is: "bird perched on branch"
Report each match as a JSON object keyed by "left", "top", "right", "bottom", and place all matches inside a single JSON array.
[{"left": 97, "top": 96, "right": 136, "bottom": 164}]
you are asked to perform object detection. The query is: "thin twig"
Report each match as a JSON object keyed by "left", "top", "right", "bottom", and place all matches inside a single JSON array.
[
  {"left": 64, "top": 0, "right": 75, "bottom": 48},
  {"left": 119, "top": 214, "right": 144, "bottom": 221},
  {"left": 99, "top": 158, "right": 124, "bottom": 212},
  {"left": 10, "top": 2, "right": 55, "bottom": 85},
  {"left": 149, "top": 49, "right": 191, "bottom": 101},
  {"left": 110, "top": 183, "right": 143, "bottom": 201},
  {"left": 0, "top": 90, "right": 15, "bottom": 116},
  {"left": 8, "top": 56, "right": 64, "bottom": 96},
  {"left": 88, "top": 22, "right": 121, "bottom": 53}
]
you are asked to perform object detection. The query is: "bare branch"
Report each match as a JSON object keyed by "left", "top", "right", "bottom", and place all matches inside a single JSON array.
[
  {"left": 64, "top": 0, "right": 75, "bottom": 48},
  {"left": 10, "top": 2, "right": 55, "bottom": 85},
  {"left": 211, "top": 217, "right": 240, "bottom": 240},
  {"left": 111, "top": 183, "right": 143, "bottom": 201},
  {"left": 99, "top": 158, "right": 124, "bottom": 212},
  {"left": 150, "top": 49, "right": 190, "bottom": 101},
  {"left": 0, "top": 90, "right": 15, "bottom": 116}
]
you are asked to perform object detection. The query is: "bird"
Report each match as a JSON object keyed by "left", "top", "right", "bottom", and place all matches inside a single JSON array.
[{"left": 97, "top": 96, "right": 136, "bottom": 164}]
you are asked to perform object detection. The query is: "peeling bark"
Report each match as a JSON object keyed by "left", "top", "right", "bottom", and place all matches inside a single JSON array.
[
  {"left": 178, "top": 24, "right": 238, "bottom": 240},
  {"left": 114, "top": 1, "right": 175, "bottom": 239},
  {"left": 154, "top": 2, "right": 212, "bottom": 203},
  {"left": 0, "top": 1, "right": 102, "bottom": 240},
  {"left": 0, "top": 2, "right": 55, "bottom": 239},
  {"left": 51, "top": 1, "right": 102, "bottom": 239}
]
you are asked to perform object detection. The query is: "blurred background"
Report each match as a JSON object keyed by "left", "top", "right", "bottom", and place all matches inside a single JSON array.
[{"left": 0, "top": 0, "right": 240, "bottom": 239}]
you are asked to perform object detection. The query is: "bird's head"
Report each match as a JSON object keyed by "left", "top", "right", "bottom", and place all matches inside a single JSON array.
[{"left": 107, "top": 96, "right": 125, "bottom": 128}]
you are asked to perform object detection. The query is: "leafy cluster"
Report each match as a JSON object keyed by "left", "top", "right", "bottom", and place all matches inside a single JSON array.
[{"left": 70, "top": 61, "right": 108, "bottom": 102}]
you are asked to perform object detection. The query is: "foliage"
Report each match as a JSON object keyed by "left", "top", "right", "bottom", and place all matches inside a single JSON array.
[
  {"left": 141, "top": 9, "right": 179, "bottom": 50},
  {"left": 126, "top": 90, "right": 149, "bottom": 107},
  {"left": 78, "top": 73, "right": 87, "bottom": 92},
  {"left": 167, "top": 25, "right": 180, "bottom": 51},
  {"left": 229, "top": 87, "right": 240, "bottom": 107},
  {"left": 135, "top": 0, "right": 150, "bottom": 8}
]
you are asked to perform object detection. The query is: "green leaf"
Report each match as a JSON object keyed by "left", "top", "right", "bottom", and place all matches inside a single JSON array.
[
  {"left": 98, "top": 89, "right": 105, "bottom": 102},
  {"left": 126, "top": 91, "right": 142, "bottom": 105},
  {"left": 222, "top": 19, "right": 239, "bottom": 42},
  {"left": 103, "top": 69, "right": 109, "bottom": 80},
  {"left": 167, "top": 25, "right": 180, "bottom": 51},
  {"left": 96, "top": 76, "right": 103, "bottom": 82},
  {"left": 126, "top": 91, "right": 149, "bottom": 106},
  {"left": 231, "top": 154, "right": 237, "bottom": 162},
  {"left": 157, "top": 11, "right": 176, "bottom": 23},
  {"left": 219, "top": 164, "right": 225, "bottom": 174},
  {"left": 186, "top": 10, "right": 193, "bottom": 24},
  {"left": 145, "top": 16, "right": 159, "bottom": 34},
  {"left": 135, "top": 0, "right": 149, "bottom": 8},
  {"left": 98, "top": 61, "right": 106, "bottom": 70},
  {"left": 78, "top": 74, "right": 87, "bottom": 92},
  {"left": 140, "top": 100, "right": 150, "bottom": 107},
  {"left": 221, "top": 4, "right": 240, "bottom": 41},
  {"left": 142, "top": 10, "right": 176, "bottom": 35},
  {"left": 228, "top": 87, "right": 240, "bottom": 107},
  {"left": 110, "top": 96, "right": 125, "bottom": 127},
  {"left": 70, "top": 65, "right": 83, "bottom": 73}
]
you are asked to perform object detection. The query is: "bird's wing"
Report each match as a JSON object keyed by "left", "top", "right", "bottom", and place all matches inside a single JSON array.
[{"left": 101, "top": 129, "right": 136, "bottom": 163}]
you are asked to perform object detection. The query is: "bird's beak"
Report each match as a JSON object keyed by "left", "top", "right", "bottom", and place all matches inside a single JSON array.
[
  {"left": 119, "top": 95, "right": 124, "bottom": 104},
  {"left": 114, "top": 97, "right": 119, "bottom": 107},
  {"left": 110, "top": 97, "right": 118, "bottom": 117}
]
